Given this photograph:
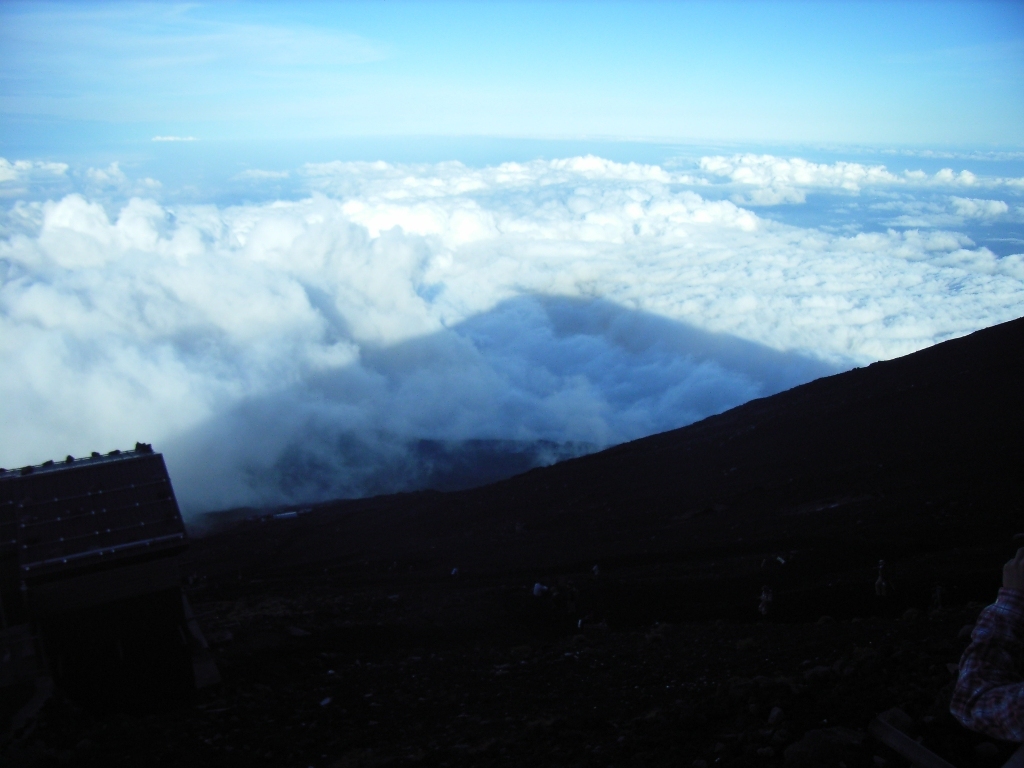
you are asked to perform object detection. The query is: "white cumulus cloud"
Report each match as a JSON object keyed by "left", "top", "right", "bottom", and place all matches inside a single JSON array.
[
  {"left": 85, "top": 161, "right": 129, "bottom": 186},
  {"left": 700, "top": 154, "right": 900, "bottom": 192},
  {"left": 698, "top": 153, "right": 1024, "bottom": 205},
  {"left": 1, "top": 156, "right": 1022, "bottom": 513},
  {"left": 950, "top": 196, "right": 1010, "bottom": 219},
  {"left": 877, "top": 195, "right": 1015, "bottom": 228},
  {"left": 0, "top": 158, "right": 69, "bottom": 183}
]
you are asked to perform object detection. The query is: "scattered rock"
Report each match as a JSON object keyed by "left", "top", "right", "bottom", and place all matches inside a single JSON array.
[
  {"left": 724, "top": 677, "right": 754, "bottom": 702},
  {"left": 783, "top": 726, "right": 864, "bottom": 767},
  {"left": 803, "top": 665, "right": 833, "bottom": 683},
  {"left": 767, "top": 706, "right": 784, "bottom": 726},
  {"left": 207, "top": 629, "right": 234, "bottom": 645},
  {"left": 877, "top": 707, "right": 913, "bottom": 733},
  {"left": 772, "top": 728, "right": 791, "bottom": 746}
]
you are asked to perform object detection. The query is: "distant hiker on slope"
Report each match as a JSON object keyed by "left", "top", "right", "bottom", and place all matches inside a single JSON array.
[
  {"left": 950, "top": 547, "right": 1024, "bottom": 742},
  {"left": 875, "top": 560, "right": 889, "bottom": 597},
  {"left": 931, "top": 583, "right": 944, "bottom": 612}
]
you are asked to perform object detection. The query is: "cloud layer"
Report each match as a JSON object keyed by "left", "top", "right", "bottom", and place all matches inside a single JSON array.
[
  {"left": 699, "top": 153, "right": 1024, "bottom": 206},
  {"left": 1, "top": 155, "right": 1022, "bottom": 513}
]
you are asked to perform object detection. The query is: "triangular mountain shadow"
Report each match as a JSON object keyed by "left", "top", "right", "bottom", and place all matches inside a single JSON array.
[
  {"left": 437, "top": 313, "right": 1024, "bottom": 619},
  {"left": 191, "top": 315, "right": 1024, "bottom": 623},
  {"left": 171, "top": 294, "right": 840, "bottom": 517}
]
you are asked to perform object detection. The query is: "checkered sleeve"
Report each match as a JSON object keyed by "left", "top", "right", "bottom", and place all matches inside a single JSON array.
[{"left": 950, "top": 588, "right": 1024, "bottom": 742}]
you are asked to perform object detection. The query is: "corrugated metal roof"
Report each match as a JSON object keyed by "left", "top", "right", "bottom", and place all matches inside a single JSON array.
[{"left": 0, "top": 447, "right": 187, "bottom": 582}]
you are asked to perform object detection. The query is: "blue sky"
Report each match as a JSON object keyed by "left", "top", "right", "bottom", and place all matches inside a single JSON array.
[
  {"left": 2, "top": 2, "right": 1023, "bottom": 513},
  {"left": 2, "top": 1, "right": 1023, "bottom": 150}
]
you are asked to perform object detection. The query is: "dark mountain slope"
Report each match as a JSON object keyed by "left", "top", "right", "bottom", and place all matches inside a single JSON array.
[
  {"left": 191, "top": 316, "right": 1024, "bottom": 622},
  {"left": 19, "top": 317, "right": 1022, "bottom": 767}
]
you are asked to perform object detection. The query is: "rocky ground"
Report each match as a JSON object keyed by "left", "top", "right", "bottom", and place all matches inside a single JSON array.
[{"left": 4, "top": 562, "right": 1021, "bottom": 768}]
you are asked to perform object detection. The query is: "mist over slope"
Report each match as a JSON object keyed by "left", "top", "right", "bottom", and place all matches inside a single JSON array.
[{"left": 166, "top": 295, "right": 837, "bottom": 512}]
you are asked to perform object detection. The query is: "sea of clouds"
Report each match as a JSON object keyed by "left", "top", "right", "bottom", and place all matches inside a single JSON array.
[{"left": 2, "top": 152, "right": 1022, "bottom": 514}]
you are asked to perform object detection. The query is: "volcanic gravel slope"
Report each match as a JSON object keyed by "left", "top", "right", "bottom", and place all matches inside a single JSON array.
[{"left": 6, "top": 316, "right": 1024, "bottom": 767}]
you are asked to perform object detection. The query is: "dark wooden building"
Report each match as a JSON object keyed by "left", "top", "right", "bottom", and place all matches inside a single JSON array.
[{"left": 1, "top": 444, "right": 216, "bottom": 726}]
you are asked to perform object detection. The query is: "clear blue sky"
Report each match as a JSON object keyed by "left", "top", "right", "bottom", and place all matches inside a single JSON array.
[{"left": 1, "top": 0, "right": 1022, "bottom": 150}]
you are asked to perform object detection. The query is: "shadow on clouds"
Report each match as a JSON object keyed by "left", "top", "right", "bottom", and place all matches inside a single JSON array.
[{"left": 164, "top": 295, "right": 841, "bottom": 517}]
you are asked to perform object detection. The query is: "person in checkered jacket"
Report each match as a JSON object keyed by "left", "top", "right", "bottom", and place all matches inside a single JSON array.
[{"left": 950, "top": 547, "right": 1024, "bottom": 741}]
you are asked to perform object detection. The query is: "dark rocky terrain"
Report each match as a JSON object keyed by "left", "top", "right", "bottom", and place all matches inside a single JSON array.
[{"left": 5, "top": 316, "right": 1024, "bottom": 767}]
